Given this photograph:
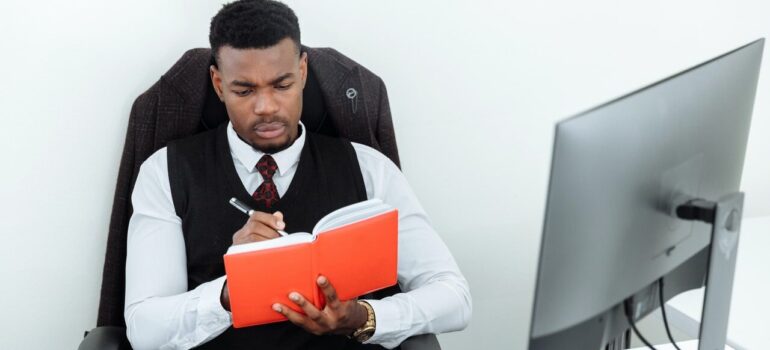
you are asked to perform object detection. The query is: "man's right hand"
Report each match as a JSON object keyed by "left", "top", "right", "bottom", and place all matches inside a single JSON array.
[
  {"left": 231, "top": 210, "right": 286, "bottom": 245},
  {"left": 222, "top": 210, "right": 286, "bottom": 311}
]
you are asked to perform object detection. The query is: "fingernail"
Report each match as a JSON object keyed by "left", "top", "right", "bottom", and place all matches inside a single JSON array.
[
  {"left": 289, "top": 292, "right": 300, "bottom": 301},
  {"left": 273, "top": 304, "right": 282, "bottom": 312},
  {"left": 277, "top": 221, "right": 286, "bottom": 229},
  {"left": 317, "top": 276, "right": 327, "bottom": 285}
]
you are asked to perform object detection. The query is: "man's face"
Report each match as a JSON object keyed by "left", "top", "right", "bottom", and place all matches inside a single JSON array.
[{"left": 210, "top": 38, "right": 307, "bottom": 154}]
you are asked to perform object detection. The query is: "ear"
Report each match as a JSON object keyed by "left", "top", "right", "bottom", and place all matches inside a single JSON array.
[
  {"left": 210, "top": 65, "right": 224, "bottom": 102},
  {"left": 299, "top": 51, "right": 308, "bottom": 90}
]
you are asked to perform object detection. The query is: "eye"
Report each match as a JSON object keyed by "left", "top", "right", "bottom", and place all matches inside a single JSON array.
[
  {"left": 275, "top": 83, "right": 293, "bottom": 91},
  {"left": 233, "top": 89, "right": 252, "bottom": 97}
]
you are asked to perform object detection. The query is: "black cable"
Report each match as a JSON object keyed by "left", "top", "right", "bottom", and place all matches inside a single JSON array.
[
  {"left": 624, "top": 329, "right": 632, "bottom": 348},
  {"left": 624, "top": 298, "right": 657, "bottom": 350},
  {"left": 658, "top": 277, "right": 682, "bottom": 350}
]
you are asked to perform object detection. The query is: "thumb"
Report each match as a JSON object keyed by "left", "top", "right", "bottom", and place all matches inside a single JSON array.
[{"left": 273, "top": 211, "right": 286, "bottom": 229}]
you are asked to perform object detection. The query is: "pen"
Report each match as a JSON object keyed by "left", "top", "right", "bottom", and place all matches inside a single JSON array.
[{"left": 228, "top": 197, "right": 288, "bottom": 237}]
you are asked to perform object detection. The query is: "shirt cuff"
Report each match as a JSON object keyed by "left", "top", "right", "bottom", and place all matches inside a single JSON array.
[
  {"left": 362, "top": 298, "right": 406, "bottom": 349},
  {"left": 196, "top": 276, "right": 232, "bottom": 333}
]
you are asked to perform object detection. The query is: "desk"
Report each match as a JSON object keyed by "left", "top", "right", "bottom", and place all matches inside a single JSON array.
[
  {"left": 663, "top": 215, "right": 770, "bottom": 350},
  {"left": 629, "top": 339, "right": 735, "bottom": 350}
]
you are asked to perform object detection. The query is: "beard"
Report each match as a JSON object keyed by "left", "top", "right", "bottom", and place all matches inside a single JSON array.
[{"left": 254, "top": 140, "right": 294, "bottom": 154}]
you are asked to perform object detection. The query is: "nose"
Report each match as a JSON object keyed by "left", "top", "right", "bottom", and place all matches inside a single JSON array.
[{"left": 253, "top": 90, "right": 279, "bottom": 116}]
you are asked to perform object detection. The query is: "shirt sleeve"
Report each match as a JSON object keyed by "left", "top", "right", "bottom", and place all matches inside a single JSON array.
[
  {"left": 124, "top": 148, "right": 232, "bottom": 350},
  {"left": 352, "top": 143, "right": 472, "bottom": 349}
]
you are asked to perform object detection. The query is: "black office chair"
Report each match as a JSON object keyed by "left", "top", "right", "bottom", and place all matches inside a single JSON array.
[{"left": 78, "top": 48, "right": 440, "bottom": 350}]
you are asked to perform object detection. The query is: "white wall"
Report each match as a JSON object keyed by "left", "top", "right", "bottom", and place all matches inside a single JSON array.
[
  {"left": 0, "top": 1, "right": 222, "bottom": 348},
  {"left": 1, "top": 1, "right": 769, "bottom": 349}
]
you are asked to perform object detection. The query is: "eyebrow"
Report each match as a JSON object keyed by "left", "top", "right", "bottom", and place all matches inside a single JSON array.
[{"left": 230, "top": 73, "right": 295, "bottom": 88}]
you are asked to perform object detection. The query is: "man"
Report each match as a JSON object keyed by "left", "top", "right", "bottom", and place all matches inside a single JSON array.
[{"left": 124, "top": 1, "right": 471, "bottom": 349}]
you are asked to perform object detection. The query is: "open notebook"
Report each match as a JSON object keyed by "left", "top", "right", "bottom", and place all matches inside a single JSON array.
[{"left": 223, "top": 199, "right": 399, "bottom": 328}]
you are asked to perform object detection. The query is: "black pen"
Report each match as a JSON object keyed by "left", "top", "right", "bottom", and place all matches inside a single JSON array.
[{"left": 228, "top": 197, "right": 288, "bottom": 237}]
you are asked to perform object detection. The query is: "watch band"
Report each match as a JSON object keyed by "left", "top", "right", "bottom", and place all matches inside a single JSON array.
[{"left": 351, "top": 300, "right": 376, "bottom": 342}]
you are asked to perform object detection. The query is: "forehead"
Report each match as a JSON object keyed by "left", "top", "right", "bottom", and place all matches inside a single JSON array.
[{"left": 216, "top": 38, "right": 300, "bottom": 81}]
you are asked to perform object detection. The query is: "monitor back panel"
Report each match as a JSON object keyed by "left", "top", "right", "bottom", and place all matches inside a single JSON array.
[{"left": 531, "top": 40, "right": 763, "bottom": 338}]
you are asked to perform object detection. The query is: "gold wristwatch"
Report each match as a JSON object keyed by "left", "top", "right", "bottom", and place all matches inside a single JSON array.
[{"left": 351, "top": 300, "right": 376, "bottom": 342}]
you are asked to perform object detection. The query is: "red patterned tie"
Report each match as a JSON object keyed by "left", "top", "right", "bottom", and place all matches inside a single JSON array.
[{"left": 253, "top": 155, "right": 280, "bottom": 209}]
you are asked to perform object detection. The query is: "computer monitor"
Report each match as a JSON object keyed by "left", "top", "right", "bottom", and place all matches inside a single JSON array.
[{"left": 529, "top": 39, "right": 764, "bottom": 349}]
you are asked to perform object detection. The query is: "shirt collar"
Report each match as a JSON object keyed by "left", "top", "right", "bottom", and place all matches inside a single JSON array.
[{"left": 227, "top": 121, "right": 306, "bottom": 177}]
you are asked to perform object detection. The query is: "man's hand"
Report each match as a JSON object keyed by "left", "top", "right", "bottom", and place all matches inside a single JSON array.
[
  {"left": 232, "top": 210, "right": 285, "bottom": 245},
  {"left": 222, "top": 210, "right": 286, "bottom": 311},
  {"left": 273, "top": 275, "right": 368, "bottom": 336}
]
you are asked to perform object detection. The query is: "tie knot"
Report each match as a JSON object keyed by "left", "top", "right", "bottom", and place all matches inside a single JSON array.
[{"left": 256, "top": 155, "right": 278, "bottom": 180}]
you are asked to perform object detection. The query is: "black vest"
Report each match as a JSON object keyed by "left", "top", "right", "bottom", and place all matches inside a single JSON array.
[{"left": 167, "top": 124, "right": 397, "bottom": 350}]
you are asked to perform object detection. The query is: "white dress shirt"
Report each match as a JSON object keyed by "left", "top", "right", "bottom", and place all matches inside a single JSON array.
[{"left": 124, "top": 122, "right": 472, "bottom": 349}]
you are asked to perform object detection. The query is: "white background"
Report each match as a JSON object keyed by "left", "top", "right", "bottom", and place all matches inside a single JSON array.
[{"left": 1, "top": 1, "right": 768, "bottom": 349}]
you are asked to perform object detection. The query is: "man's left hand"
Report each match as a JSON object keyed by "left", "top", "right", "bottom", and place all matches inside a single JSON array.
[{"left": 273, "top": 275, "right": 368, "bottom": 336}]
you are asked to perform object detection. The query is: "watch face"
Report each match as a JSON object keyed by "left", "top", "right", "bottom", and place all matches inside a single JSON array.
[{"left": 354, "top": 328, "right": 375, "bottom": 342}]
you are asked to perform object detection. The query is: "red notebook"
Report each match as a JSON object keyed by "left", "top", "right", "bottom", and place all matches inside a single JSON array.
[{"left": 223, "top": 199, "right": 399, "bottom": 328}]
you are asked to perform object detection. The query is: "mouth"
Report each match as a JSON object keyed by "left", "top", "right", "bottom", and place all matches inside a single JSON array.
[{"left": 253, "top": 122, "right": 287, "bottom": 140}]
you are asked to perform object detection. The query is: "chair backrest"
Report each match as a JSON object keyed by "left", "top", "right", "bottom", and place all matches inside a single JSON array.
[
  {"left": 92, "top": 47, "right": 443, "bottom": 350},
  {"left": 97, "top": 47, "right": 401, "bottom": 328}
]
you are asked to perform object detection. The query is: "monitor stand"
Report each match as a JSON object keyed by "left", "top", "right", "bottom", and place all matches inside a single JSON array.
[{"left": 676, "top": 192, "right": 744, "bottom": 350}]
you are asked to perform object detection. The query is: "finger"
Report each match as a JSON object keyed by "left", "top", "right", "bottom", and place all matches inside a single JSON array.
[
  {"left": 249, "top": 211, "right": 286, "bottom": 230},
  {"left": 232, "top": 228, "right": 245, "bottom": 242},
  {"left": 245, "top": 231, "right": 278, "bottom": 242},
  {"left": 273, "top": 212, "right": 287, "bottom": 235},
  {"left": 317, "top": 276, "right": 341, "bottom": 310},
  {"left": 232, "top": 228, "right": 261, "bottom": 245},
  {"left": 289, "top": 292, "right": 326, "bottom": 325},
  {"left": 243, "top": 221, "right": 282, "bottom": 239},
  {"left": 232, "top": 226, "right": 278, "bottom": 245},
  {"left": 273, "top": 303, "right": 317, "bottom": 333}
]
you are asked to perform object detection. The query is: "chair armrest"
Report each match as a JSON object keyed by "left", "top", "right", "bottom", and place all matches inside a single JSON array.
[
  {"left": 78, "top": 326, "right": 132, "bottom": 350},
  {"left": 400, "top": 334, "right": 441, "bottom": 350},
  {"left": 77, "top": 326, "right": 439, "bottom": 350}
]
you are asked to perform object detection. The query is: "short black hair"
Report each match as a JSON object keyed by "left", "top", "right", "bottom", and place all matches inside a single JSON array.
[{"left": 209, "top": 0, "right": 301, "bottom": 65}]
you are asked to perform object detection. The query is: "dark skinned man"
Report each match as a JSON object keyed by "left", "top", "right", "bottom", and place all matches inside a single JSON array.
[{"left": 124, "top": 1, "right": 471, "bottom": 349}]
